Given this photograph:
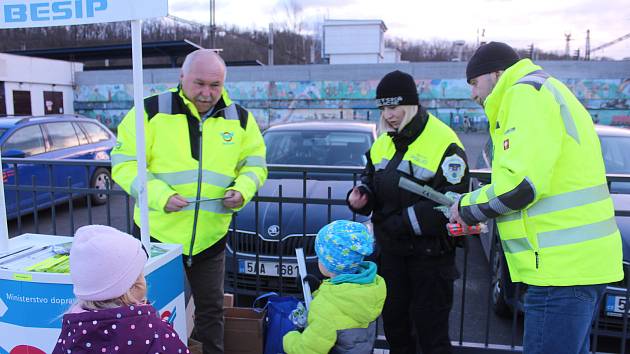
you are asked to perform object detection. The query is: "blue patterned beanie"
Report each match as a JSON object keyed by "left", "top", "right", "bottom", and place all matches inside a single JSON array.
[{"left": 315, "top": 220, "right": 374, "bottom": 274}]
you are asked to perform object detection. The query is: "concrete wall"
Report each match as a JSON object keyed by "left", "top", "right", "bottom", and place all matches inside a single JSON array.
[
  {"left": 329, "top": 54, "right": 382, "bottom": 65},
  {"left": 75, "top": 61, "right": 630, "bottom": 83},
  {"left": 74, "top": 61, "right": 630, "bottom": 130}
]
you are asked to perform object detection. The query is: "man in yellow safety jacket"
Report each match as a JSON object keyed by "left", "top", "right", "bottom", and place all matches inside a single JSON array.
[
  {"left": 450, "top": 42, "right": 622, "bottom": 354},
  {"left": 111, "top": 49, "right": 267, "bottom": 354}
]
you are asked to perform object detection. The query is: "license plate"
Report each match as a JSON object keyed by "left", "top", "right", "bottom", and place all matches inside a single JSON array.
[
  {"left": 605, "top": 294, "right": 627, "bottom": 317},
  {"left": 238, "top": 260, "right": 299, "bottom": 278}
]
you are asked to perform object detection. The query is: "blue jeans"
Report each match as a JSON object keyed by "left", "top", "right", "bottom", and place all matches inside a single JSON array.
[{"left": 523, "top": 284, "right": 606, "bottom": 354}]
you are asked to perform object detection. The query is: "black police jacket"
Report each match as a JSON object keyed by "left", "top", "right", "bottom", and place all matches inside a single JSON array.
[{"left": 347, "top": 108, "right": 470, "bottom": 257}]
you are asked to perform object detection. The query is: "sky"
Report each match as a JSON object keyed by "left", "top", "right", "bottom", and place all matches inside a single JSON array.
[{"left": 169, "top": 0, "right": 630, "bottom": 60}]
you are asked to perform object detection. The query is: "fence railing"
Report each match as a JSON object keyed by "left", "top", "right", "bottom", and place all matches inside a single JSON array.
[{"left": 3, "top": 158, "right": 630, "bottom": 353}]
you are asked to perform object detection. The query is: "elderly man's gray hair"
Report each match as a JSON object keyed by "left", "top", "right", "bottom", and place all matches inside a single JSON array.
[{"left": 181, "top": 49, "right": 227, "bottom": 78}]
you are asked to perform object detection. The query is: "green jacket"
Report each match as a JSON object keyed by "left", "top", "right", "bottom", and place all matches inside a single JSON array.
[
  {"left": 283, "top": 262, "right": 386, "bottom": 354},
  {"left": 459, "top": 59, "right": 622, "bottom": 286},
  {"left": 111, "top": 87, "right": 267, "bottom": 256}
]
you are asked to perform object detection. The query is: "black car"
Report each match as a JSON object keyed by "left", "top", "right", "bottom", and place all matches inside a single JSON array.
[
  {"left": 476, "top": 125, "right": 630, "bottom": 337},
  {"left": 224, "top": 121, "right": 377, "bottom": 297}
]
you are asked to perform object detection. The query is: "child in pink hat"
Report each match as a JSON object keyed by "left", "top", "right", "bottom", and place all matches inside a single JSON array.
[{"left": 52, "top": 225, "right": 189, "bottom": 354}]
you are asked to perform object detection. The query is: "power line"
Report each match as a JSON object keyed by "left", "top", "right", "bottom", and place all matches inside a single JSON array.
[
  {"left": 166, "top": 14, "right": 206, "bottom": 28},
  {"left": 590, "top": 32, "right": 630, "bottom": 53}
]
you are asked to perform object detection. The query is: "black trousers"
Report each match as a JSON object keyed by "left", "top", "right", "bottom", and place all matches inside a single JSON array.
[
  {"left": 379, "top": 251, "right": 458, "bottom": 354},
  {"left": 132, "top": 225, "right": 226, "bottom": 354},
  {"left": 186, "top": 250, "right": 225, "bottom": 354}
]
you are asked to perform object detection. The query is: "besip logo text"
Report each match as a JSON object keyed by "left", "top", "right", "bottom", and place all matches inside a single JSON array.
[{"left": 3, "top": 0, "right": 108, "bottom": 23}]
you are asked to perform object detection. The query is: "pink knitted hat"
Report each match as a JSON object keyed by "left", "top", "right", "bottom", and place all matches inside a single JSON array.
[{"left": 70, "top": 225, "right": 148, "bottom": 301}]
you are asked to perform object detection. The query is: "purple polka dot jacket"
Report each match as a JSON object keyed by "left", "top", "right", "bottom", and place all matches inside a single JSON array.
[{"left": 52, "top": 304, "right": 190, "bottom": 354}]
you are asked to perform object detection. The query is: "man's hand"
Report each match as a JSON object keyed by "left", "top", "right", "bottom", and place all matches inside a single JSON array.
[
  {"left": 165, "top": 194, "right": 189, "bottom": 212},
  {"left": 348, "top": 187, "right": 368, "bottom": 210},
  {"left": 223, "top": 190, "right": 244, "bottom": 209},
  {"left": 449, "top": 197, "right": 469, "bottom": 228}
]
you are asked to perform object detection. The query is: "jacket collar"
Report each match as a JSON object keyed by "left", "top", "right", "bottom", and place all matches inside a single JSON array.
[
  {"left": 176, "top": 86, "right": 233, "bottom": 120},
  {"left": 484, "top": 59, "right": 542, "bottom": 129},
  {"left": 330, "top": 261, "right": 377, "bottom": 285},
  {"left": 387, "top": 106, "right": 429, "bottom": 151}
]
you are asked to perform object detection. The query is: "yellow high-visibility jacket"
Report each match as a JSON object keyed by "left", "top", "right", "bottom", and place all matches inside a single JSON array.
[
  {"left": 459, "top": 59, "right": 622, "bottom": 286},
  {"left": 111, "top": 87, "right": 267, "bottom": 257}
]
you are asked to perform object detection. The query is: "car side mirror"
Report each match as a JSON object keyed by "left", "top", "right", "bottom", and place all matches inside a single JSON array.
[{"left": 2, "top": 149, "right": 27, "bottom": 158}]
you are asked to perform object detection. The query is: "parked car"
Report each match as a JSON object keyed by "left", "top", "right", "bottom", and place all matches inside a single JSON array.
[
  {"left": 476, "top": 125, "right": 630, "bottom": 337},
  {"left": 0, "top": 114, "right": 116, "bottom": 219},
  {"left": 224, "top": 121, "right": 377, "bottom": 297}
]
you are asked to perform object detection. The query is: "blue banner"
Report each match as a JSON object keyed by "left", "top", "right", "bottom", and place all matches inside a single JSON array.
[{"left": 1, "top": 0, "right": 167, "bottom": 29}]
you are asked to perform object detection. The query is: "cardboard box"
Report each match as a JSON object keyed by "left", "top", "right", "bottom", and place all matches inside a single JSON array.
[
  {"left": 188, "top": 338, "right": 203, "bottom": 354},
  {"left": 224, "top": 307, "right": 265, "bottom": 354},
  {"left": 224, "top": 293, "right": 234, "bottom": 308}
]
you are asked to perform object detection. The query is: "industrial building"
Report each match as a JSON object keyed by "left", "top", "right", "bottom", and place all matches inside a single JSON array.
[{"left": 0, "top": 53, "right": 82, "bottom": 116}]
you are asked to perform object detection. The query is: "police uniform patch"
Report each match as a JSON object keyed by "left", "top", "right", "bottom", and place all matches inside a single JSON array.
[{"left": 441, "top": 154, "right": 466, "bottom": 184}]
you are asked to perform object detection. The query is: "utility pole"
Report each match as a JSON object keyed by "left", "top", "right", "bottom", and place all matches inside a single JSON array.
[
  {"left": 477, "top": 28, "right": 486, "bottom": 46},
  {"left": 209, "top": 0, "right": 216, "bottom": 49},
  {"left": 476, "top": 28, "right": 480, "bottom": 47},
  {"left": 268, "top": 23, "right": 274, "bottom": 65},
  {"left": 585, "top": 29, "right": 591, "bottom": 60}
]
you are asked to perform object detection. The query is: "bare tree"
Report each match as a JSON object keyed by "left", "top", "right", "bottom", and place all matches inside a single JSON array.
[
  {"left": 278, "top": 0, "right": 305, "bottom": 34},
  {"left": 0, "top": 21, "right": 570, "bottom": 65}
]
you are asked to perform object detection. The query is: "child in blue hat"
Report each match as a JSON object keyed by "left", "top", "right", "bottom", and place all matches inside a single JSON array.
[{"left": 283, "top": 220, "right": 387, "bottom": 354}]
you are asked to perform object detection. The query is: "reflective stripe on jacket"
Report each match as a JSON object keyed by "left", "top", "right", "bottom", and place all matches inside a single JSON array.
[
  {"left": 111, "top": 87, "right": 267, "bottom": 256},
  {"left": 459, "top": 59, "right": 622, "bottom": 286}
]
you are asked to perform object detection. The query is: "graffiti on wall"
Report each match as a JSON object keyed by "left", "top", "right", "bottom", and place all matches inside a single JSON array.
[
  {"left": 565, "top": 78, "right": 630, "bottom": 100},
  {"left": 74, "top": 78, "right": 630, "bottom": 130}
]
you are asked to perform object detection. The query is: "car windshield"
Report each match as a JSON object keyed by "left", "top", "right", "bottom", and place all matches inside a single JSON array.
[
  {"left": 0, "top": 128, "right": 6, "bottom": 140},
  {"left": 600, "top": 136, "right": 630, "bottom": 174},
  {"left": 264, "top": 130, "right": 372, "bottom": 166}
]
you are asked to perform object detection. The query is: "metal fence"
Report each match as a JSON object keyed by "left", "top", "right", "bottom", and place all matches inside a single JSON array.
[{"left": 4, "top": 158, "right": 630, "bottom": 353}]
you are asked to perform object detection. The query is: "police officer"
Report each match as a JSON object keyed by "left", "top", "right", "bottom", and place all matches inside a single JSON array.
[
  {"left": 450, "top": 42, "right": 623, "bottom": 354},
  {"left": 112, "top": 49, "right": 267, "bottom": 354},
  {"left": 348, "top": 70, "right": 469, "bottom": 354}
]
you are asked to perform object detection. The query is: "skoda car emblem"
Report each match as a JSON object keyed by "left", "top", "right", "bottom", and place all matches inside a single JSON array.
[{"left": 267, "top": 225, "right": 280, "bottom": 237}]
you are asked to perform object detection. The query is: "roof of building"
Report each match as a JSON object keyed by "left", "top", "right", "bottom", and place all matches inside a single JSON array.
[
  {"left": 323, "top": 19, "right": 387, "bottom": 31},
  {"left": 4, "top": 40, "right": 264, "bottom": 69}
]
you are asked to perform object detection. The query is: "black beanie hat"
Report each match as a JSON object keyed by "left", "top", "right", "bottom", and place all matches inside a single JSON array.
[
  {"left": 376, "top": 70, "right": 419, "bottom": 107},
  {"left": 466, "top": 42, "right": 520, "bottom": 83}
]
